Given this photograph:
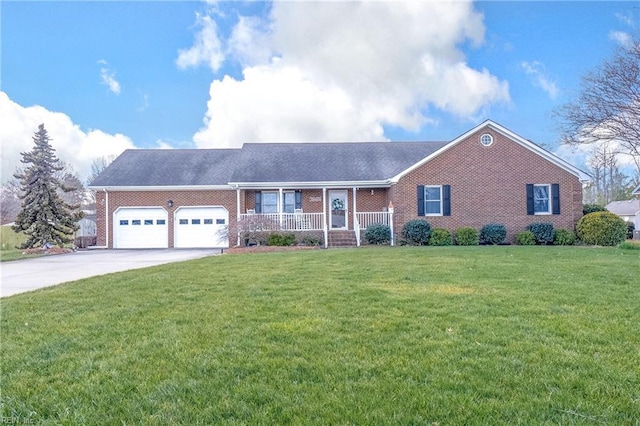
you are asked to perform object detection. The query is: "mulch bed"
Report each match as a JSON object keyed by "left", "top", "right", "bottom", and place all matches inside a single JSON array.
[
  {"left": 224, "top": 245, "right": 321, "bottom": 254},
  {"left": 21, "top": 247, "right": 75, "bottom": 256}
]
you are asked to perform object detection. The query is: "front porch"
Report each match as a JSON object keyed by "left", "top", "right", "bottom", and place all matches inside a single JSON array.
[{"left": 236, "top": 210, "right": 394, "bottom": 248}]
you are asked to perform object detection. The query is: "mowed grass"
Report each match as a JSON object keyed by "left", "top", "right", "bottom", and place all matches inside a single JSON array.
[
  {"left": 1, "top": 246, "right": 639, "bottom": 425},
  {"left": 0, "top": 225, "right": 28, "bottom": 261}
]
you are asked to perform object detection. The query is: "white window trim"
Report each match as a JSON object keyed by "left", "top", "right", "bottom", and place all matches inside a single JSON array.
[
  {"left": 424, "top": 185, "right": 443, "bottom": 216},
  {"left": 480, "top": 133, "right": 493, "bottom": 147},
  {"left": 262, "top": 190, "right": 295, "bottom": 213},
  {"left": 534, "top": 184, "right": 552, "bottom": 215}
]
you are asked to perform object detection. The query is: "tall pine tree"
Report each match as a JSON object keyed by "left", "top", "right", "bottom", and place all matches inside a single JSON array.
[{"left": 12, "top": 124, "right": 82, "bottom": 248}]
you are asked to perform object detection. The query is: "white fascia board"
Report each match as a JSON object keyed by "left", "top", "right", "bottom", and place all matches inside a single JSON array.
[
  {"left": 229, "top": 180, "right": 391, "bottom": 189},
  {"left": 390, "top": 120, "right": 591, "bottom": 183},
  {"left": 87, "top": 185, "right": 234, "bottom": 191}
]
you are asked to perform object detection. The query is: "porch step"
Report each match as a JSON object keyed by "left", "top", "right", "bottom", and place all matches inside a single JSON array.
[{"left": 328, "top": 231, "right": 358, "bottom": 247}]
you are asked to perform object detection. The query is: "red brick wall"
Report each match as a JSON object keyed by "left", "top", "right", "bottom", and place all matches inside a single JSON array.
[
  {"left": 392, "top": 128, "right": 584, "bottom": 242},
  {"left": 95, "top": 189, "right": 237, "bottom": 248}
]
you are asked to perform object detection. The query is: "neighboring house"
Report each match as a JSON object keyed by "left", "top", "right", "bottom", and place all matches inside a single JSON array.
[
  {"left": 88, "top": 120, "right": 590, "bottom": 249},
  {"left": 75, "top": 210, "right": 97, "bottom": 248}
]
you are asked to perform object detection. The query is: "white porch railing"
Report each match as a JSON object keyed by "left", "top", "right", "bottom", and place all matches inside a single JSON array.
[
  {"left": 238, "top": 212, "right": 324, "bottom": 231},
  {"left": 356, "top": 211, "right": 390, "bottom": 229},
  {"left": 355, "top": 211, "right": 394, "bottom": 246}
]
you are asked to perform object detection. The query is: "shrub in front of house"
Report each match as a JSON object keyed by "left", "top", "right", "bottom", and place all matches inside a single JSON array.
[
  {"left": 583, "top": 204, "right": 606, "bottom": 215},
  {"left": 428, "top": 228, "right": 453, "bottom": 246},
  {"left": 364, "top": 223, "right": 391, "bottom": 245},
  {"left": 576, "top": 211, "right": 627, "bottom": 246},
  {"left": 267, "top": 232, "right": 296, "bottom": 246},
  {"left": 299, "top": 234, "right": 322, "bottom": 246},
  {"left": 553, "top": 229, "right": 576, "bottom": 246},
  {"left": 526, "top": 222, "right": 555, "bottom": 245},
  {"left": 479, "top": 223, "right": 507, "bottom": 245},
  {"left": 455, "top": 227, "right": 479, "bottom": 246},
  {"left": 516, "top": 231, "right": 536, "bottom": 245},
  {"left": 401, "top": 219, "right": 432, "bottom": 245}
]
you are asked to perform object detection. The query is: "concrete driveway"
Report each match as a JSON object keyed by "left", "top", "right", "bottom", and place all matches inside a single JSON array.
[{"left": 1, "top": 249, "right": 222, "bottom": 298}]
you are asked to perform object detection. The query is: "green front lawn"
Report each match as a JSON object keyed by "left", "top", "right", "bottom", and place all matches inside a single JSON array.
[{"left": 2, "top": 246, "right": 639, "bottom": 424}]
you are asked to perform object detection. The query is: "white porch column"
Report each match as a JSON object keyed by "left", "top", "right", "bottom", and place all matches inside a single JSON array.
[
  {"left": 278, "top": 187, "right": 284, "bottom": 227},
  {"left": 389, "top": 201, "right": 395, "bottom": 247},
  {"left": 236, "top": 188, "right": 241, "bottom": 247},
  {"left": 353, "top": 187, "right": 359, "bottom": 246},
  {"left": 104, "top": 189, "right": 109, "bottom": 248},
  {"left": 322, "top": 187, "right": 328, "bottom": 248}
]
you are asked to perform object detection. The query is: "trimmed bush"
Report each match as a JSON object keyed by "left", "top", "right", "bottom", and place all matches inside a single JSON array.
[
  {"left": 576, "top": 211, "right": 627, "bottom": 246},
  {"left": 480, "top": 223, "right": 507, "bottom": 245},
  {"left": 516, "top": 231, "right": 536, "bottom": 245},
  {"left": 618, "top": 241, "right": 640, "bottom": 250},
  {"left": 553, "top": 229, "right": 576, "bottom": 246},
  {"left": 455, "top": 227, "right": 479, "bottom": 246},
  {"left": 583, "top": 204, "right": 606, "bottom": 215},
  {"left": 526, "top": 222, "right": 555, "bottom": 245},
  {"left": 299, "top": 234, "right": 322, "bottom": 246},
  {"left": 267, "top": 232, "right": 296, "bottom": 246},
  {"left": 364, "top": 223, "right": 391, "bottom": 245},
  {"left": 401, "top": 219, "right": 432, "bottom": 245},
  {"left": 428, "top": 228, "right": 453, "bottom": 246}
]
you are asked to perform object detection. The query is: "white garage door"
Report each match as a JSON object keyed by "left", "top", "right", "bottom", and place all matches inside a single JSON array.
[
  {"left": 174, "top": 206, "right": 229, "bottom": 248},
  {"left": 114, "top": 207, "right": 168, "bottom": 249}
]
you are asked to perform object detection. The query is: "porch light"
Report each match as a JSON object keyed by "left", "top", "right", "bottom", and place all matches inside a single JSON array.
[{"left": 167, "top": 200, "right": 174, "bottom": 208}]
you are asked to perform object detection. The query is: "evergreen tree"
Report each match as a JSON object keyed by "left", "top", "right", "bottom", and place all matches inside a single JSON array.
[{"left": 12, "top": 124, "right": 82, "bottom": 248}]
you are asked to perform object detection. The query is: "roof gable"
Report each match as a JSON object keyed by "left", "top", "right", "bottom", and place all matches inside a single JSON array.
[{"left": 390, "top": 120, "right": 590, "bottom": 183}]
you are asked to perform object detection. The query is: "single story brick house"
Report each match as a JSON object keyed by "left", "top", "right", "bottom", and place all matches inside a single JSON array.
[{"left": 88, "top": 120, "right": 589, "bottom": 249}]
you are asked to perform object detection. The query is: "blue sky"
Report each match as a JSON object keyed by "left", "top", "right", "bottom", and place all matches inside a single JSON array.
[{"left": 1, "top": 1, "right": 638, "bottom": 182}]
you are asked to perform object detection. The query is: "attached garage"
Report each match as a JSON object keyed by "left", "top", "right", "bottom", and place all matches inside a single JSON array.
[
  {"left": 174, "top": 206, "right": 229, "bottom": 248},
  {"left": 114, "top": 207, "right": 168, "bottom": 249}
]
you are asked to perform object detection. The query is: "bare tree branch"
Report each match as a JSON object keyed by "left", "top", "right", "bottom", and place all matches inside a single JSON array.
[{"left": 557, "top": 39, "right": 640, "bottom": 174}]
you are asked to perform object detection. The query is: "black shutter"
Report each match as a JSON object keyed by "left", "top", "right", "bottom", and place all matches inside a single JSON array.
[
  {"left": 255, "top": 191, "right": 262, "bottom": 213},
  {"left": 417, "top": 185, "right": 425, "bottom": 216},
  {"left": 526, "top": 184, "right": 534, "bottom": 215},
  {"left": 295, "top": 190, "right": 302, "bottom": 210},
  {"left": 552, "top": 184, "right": 560, "bottom": 215},
  {"left": 443, "top": 185, "right": 451, "bottom": 216}
]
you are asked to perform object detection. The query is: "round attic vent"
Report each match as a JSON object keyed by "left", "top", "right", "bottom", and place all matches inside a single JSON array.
[{"left": 480, "top": 133, "right": 493, "bottom": 147}]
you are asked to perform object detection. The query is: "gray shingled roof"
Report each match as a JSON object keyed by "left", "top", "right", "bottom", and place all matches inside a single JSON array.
[
  {"left": 89, "top": 142, "right": 449, "bottom": 187},
  {"left": 229, "top": 142, "right": 448, "bottom": 183},
  {"left": 89, "top": 149, "right": 241, "bottom": 187},
  {"left": 606, "top": 199, "right": 640, "bottom": 216}
]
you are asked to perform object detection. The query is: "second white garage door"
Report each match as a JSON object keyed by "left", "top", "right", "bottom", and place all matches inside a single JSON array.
[{"left": 174, "top": 206, "right": 229, "bottom": 248}]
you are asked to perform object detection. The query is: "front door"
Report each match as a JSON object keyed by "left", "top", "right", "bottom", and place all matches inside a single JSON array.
[{"left": 329, "top": 190, "right": 348, "bottom": 229}]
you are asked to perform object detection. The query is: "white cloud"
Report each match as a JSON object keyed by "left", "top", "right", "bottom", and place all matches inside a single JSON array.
[
  {"left": 609, "top": 30, "right": 632, "bottom": 48},
  {"left": 0, "top": 91, "right": 136, "bottom": 184},
  {"left": 614, "top": 12, "right": 636, "bottom": 29},
  {"left": 191, "top": 1, "right": 510, "bottom": 148},
  {"left": 520, "top": 61, "right": 559, "bottom": 100},
  {"left": 98, "top": 60, "right": 121, "bottom": 95},
  {"left": 176, "top": 12, "right": 224, "bottom": 72}
]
